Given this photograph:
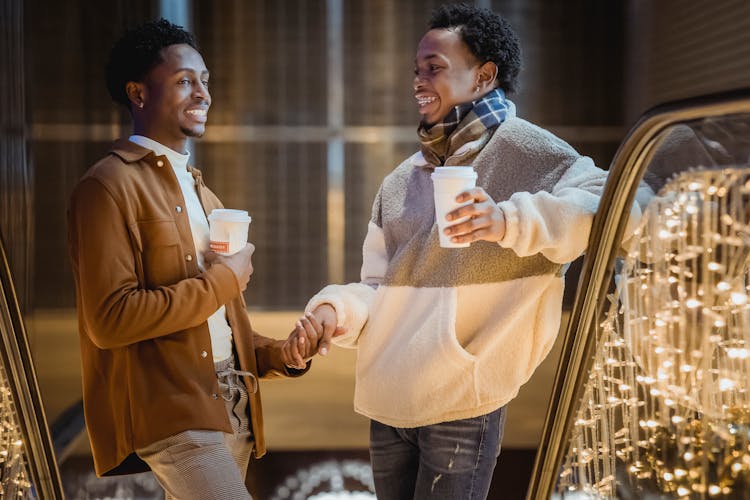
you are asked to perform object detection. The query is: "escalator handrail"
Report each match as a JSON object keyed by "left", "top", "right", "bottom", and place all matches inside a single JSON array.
[
  {"left": 526, "top": 89, "right": 750, "bottom": 500},
  {"left": 0, "top": 231, "right": 65, "bottom": 499}
]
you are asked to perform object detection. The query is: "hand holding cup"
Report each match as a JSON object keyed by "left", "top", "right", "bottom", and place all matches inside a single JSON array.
[
  {"left": 205, "top": 243, "right": 255, "bottom": 291},
  {"left": 443, "top": 187, "right": 506, "bottom": 245},
  {"left": 431, "top": 167, "right": 478, "bottom": 248}
]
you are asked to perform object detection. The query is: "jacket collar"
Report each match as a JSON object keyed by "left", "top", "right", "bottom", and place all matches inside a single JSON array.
[
  {"left": 109, "top": 138, "right": 202, "bottom": 180},
  {"left": 110, "top": 138, "right": 157, "bottom": 164}
]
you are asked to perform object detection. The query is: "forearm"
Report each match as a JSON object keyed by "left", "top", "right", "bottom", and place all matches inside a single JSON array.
[
  {"left": 76, "top": 257, "right": 238, "bottom": 349},
  {"left": 254, "top": 336, "right": 311, "bottom": 378},
  {"left": 305, "top": 282, "right": 376, "bottom": 348},
  {"left": 498, "top": 157, "right": 607, "bottom": 263}
]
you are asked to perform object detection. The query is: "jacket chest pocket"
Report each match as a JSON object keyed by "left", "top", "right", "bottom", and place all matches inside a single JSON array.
[{"left": 134, "top": 219, "right": 184, "bottom": 288}]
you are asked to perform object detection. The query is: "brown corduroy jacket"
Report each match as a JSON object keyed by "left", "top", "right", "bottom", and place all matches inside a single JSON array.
[{"left": 68, "top": 139, "right": 306, "bottom": 476}]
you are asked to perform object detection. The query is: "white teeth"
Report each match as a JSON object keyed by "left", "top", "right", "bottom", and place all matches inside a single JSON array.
[
  {"left": 186, "top": 109, "right": 206, "bottom": 116},
  {"left": 416, "top": 96, "right": 436, "bottom": 106}
]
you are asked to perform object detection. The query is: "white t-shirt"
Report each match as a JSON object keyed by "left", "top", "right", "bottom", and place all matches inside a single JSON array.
[{"left": 129, "top": 135, "right": 233, "bottom": 362}]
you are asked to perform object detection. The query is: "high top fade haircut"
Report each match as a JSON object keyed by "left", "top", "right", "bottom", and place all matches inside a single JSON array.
[
  {"left": 429, "top": 3, "right": 522, "bottom": 94},
  {"left": 105, "top": 18, "right": 198, "bottom": 110}
]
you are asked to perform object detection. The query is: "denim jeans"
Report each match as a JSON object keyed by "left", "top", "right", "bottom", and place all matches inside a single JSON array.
[{"left": 369, "top": 406, "right": 506, "bottom": 500}]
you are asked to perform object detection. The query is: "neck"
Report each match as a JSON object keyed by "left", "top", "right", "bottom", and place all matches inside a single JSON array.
[{"left": 132, "top": 122, "right": 187, "bottom": 154}]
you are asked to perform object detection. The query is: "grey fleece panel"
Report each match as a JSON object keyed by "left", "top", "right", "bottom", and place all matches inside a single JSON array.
[{"left": 375, "top": 117, "right": 578, "bottom": 287}]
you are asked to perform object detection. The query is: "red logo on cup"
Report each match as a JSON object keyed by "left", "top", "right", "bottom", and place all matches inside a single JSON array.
[{"left": 210, "top": 241, "right": 229, "bottom": 253}]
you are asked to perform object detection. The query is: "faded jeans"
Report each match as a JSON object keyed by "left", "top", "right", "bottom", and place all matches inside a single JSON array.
[{"left": 369, "top": 407, "right": 506, "bottom": 500}]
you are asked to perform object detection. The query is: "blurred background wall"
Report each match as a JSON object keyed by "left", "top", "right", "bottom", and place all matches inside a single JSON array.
[
  {"left": 2, "top": 0, "right": 750, "bottom": 497},
  {"left": 24, "top": 0, "right": 627, "bottom": 313}
]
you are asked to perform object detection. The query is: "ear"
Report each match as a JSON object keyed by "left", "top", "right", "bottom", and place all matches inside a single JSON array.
[
  {"left": 125, "top": 81, "right": 145, "bottom": 110},
  {"left": 476, "top": 61, "right": 499, "bottom": 90}
]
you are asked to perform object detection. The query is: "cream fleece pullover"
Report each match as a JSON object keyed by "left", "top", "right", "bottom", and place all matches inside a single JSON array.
[{"left": 306, "top": 116, "right": 611, "bottom": 428}]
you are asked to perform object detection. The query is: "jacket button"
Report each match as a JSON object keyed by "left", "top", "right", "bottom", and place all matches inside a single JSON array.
[
  {"left": 156, "top": 160, "right": 164, "bottom": 167},
  {"left": 201, "top": 351, "right": 208, "bottom": 358},
  {"left": 176, "top": 205, "right": 182, "bottom": 213},
  {"left": 185, "top": 254, "right": 193, "bottom": 261}
]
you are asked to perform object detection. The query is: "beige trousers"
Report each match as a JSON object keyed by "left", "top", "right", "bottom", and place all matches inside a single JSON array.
[{"left": 136, "top": 356, "right": 255, "bottom": 500}]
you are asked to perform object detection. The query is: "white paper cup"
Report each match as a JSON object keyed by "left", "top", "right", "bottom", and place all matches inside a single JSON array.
[
  {"left": 207, "top": 209, "right": 252, "bottom": 255},
  {"left": 431, "top": 166, "right": 478, "bottom": 248}
]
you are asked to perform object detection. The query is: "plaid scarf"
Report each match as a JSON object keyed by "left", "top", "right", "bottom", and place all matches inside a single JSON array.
[{"left": 418, "top": 88, "right": 510, "bottom": 167}]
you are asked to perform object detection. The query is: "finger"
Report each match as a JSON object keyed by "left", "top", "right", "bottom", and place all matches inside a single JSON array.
[
  {"left": 318, "top": 325, "right": 336, "bottom": 356},
  {"left": 291, "top": 322, "right": 307, "bottom": 367},
  {"left": 333, "top": 326, "right": 348, "bottom": 337},
  {"left": 445, "top": 203, "right": 478, "bottom": 222},
  {"left": 446, "top": 199, "right": 495, "bottom": 222},
  {"left": 452, "top": 226, "right": 496, "bottom": 244},
  {"left": 281, "top": 341, "right": 289, "bottom": 364},
  {"left": 282, "top": 341, "right": 295, "bottom": 368},
  {"left": 291, "top": 341, "right": 306, "bottom": 368},
  {"left": 304, "top": 311, "right": 325, "bottom": 335},
  {"left": 317, "top": 312, "right": 340, "bottom": 356},
  {"left": 300, "top": 316, "right": 320, "bottom": 346},
  {"left": 455, "top": 187, "right": 488, "bottom": 203},
  {"left": 449, "top": 216, "right": 496, "bottom": 243},
  {"left": 445, "top": 215, "right": 490, "bottom": 237}
]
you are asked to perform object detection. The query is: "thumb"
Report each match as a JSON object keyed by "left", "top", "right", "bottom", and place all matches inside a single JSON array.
[
  {"left": 318, "top": 326, "right": 336, "bottom": 357},
  {"left": 204, "top": 251, "right": 218, "bottom": 265},
  {"left": 319, "top": 326, "right": 347, "bottom": 356}
]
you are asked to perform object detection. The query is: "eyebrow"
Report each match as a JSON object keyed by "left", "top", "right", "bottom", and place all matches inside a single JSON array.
[
  {"left": 414, "top": 54, "right": 441, "bottom": 64},
  {"left": 174, "top": 68, "right": 210, "bottom": 76}
]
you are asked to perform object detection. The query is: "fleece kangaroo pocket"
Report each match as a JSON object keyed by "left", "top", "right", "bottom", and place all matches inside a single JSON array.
[{"left": 355, "top": 286, "right": 479, "bottom": 420}]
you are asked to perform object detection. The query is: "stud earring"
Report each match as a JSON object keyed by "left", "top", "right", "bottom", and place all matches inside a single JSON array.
[
  {"left": 475, "top": 85, "right": 481, "bottom": 93},
  {"left": 138, "top": 102, "right": 144, "bottom": 109}
]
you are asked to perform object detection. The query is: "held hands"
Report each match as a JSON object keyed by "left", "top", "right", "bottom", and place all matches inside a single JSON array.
[
  {"left": 443, "top": 188, "right": 506, "bottom": 245},
  {"left": 281, "top": 304, "right": 347, "bottom": 369},
  {"left": 205, "top": 243, "right": 255, "bottom": 292}
]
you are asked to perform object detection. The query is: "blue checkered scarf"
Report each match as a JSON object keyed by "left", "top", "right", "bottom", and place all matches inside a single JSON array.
[{"left": 418, "top": 88, "right": 510, "bottom": 167}]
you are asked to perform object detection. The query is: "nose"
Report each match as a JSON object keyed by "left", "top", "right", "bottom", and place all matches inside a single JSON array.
[
  {"left": 194, "top": 81, "right": 210, "bottom": 103},
  {"left": 413, "top": 73, "right": 425, "bottom": 91}
]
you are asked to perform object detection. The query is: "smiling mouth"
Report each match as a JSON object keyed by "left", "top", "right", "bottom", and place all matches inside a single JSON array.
[
  {"left": 185, "top": 108, "right": 208, "bottom": 124},
  {"left": 415, "top": 95, "right": 437, "bottom": 107}
]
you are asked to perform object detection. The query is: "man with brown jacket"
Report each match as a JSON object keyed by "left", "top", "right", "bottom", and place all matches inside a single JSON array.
[{"left": 67, "top": 19, "right": 311, "bottom": 499}]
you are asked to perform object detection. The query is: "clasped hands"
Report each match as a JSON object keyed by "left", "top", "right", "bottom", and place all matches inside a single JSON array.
[{"left": 281, "top": 304, "right": 347, "bottom": 369}]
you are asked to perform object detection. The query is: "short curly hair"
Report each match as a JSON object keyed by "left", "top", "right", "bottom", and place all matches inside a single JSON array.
[
  {"left": 105, "top": 18, "right": 198, "bottom": 110},
  {"left": 429, "top": 3, "right": 521, "bottom": 94}
]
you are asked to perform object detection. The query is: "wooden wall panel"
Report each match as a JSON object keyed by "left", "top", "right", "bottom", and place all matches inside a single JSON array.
[
  {"left": 0, "top": 0, "right": 32, "bottom": 311},
  {"left": 626, "top": 0, "right": 750, "bottom": 122}
]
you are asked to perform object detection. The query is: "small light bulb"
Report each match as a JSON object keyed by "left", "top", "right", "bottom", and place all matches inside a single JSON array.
[
  {"left": 731, "top": 292, "right": 748, "bottom": 305},
  {"left": 686, "top": 298, "right": 702, "bottom": 308}
]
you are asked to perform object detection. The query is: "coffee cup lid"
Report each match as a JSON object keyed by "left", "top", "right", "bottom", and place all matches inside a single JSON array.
[
  {"left": 208, "top": 209, "right": 252, "bottom": 223},
  {"left": 431, "top": 166, "right": 477, "bottom": 178}
]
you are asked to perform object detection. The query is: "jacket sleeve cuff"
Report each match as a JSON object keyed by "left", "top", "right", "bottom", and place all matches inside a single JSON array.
[
  {"left": 283, "top": 359, "right": 312, "bottom": 377},
  {"left": 256, "top": 339, "right": 311, "bottom": 379},
  {"left": 305, "top": 293, "right": 347, "bottom": 327},
  {"left": 305, "top": 284, "right": 374, "bottom": 349},
  {"left": 203, "top": 263, "right": 240, "bottom": 308}
]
